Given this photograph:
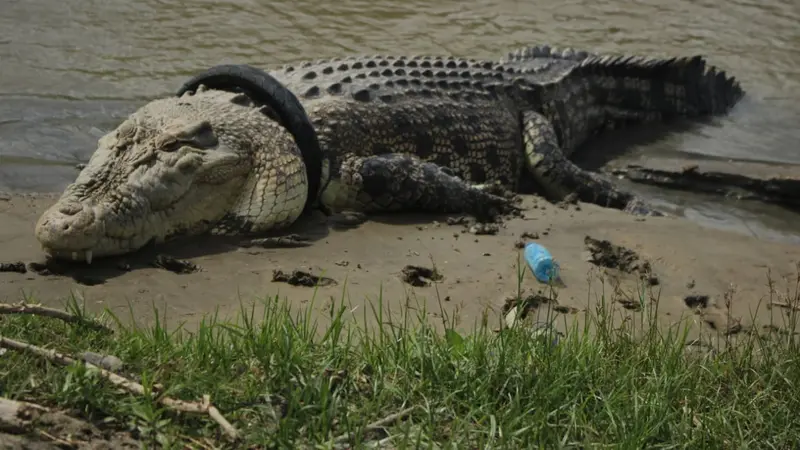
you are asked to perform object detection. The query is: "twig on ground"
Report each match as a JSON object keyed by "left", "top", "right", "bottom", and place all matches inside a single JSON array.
[
  {"left": 37, "top": 429, "right": 78, "bottom": 449},
  {"left": 332, "top": 405, "right": 418, "bottom": 444},
  {"left": 0, "top": 336, "right": 240, "bottom": 441},
  {"left": 185, "top": 436, "right": 216, "bottom": 450},
  {"left": 0, "top": 302, "right": 111, "bottom": 332}
]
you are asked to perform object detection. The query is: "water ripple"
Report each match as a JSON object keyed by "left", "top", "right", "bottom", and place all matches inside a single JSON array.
[{"left": 0, "top": 0, "right": 798, "bottom": 203}]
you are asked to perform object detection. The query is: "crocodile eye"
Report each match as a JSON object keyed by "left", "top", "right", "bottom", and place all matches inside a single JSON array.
[
  {"left": 161, "top": 139, "right": 183, "bottom": 152},
  {"left": 116, "top": 120, "right": 137, "bottom": 139},
  {"left": 171, "top": 120, "right": 219, "bottom": 150}
]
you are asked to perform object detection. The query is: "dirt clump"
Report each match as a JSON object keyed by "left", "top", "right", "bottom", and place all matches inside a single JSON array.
[
  {"left": 683, "top": 293, "right": 744, "bottom": 335},
  {"left": 401, "top": 265, "right": 443, "bottom": 287},
  {"left": 0, "top": 398, "right": 139, "bottom": 449},
  {"left": 0, "top": 262, "right": 26, "bottom": 274},
  {"left": 584, "top": 236, "right": 649, "bottom": 273},
  {"left": 469, "top": 223, "right": 499, "bottom": 235},
  {"left": 684, "top": 294, "right": 711, "bottom": 309},
  {"left": 446, "top": 215, "right": 473, "bottom": 226},
  {"left": 151, "top": 254, "right": 199, "bottom": 274},
  {"left": 514, "top": 231, "right": 541, "bottom": 248},
  {"left": 272, "top": 269, "right": 337, "bottom": 287},
  {"left": 500, "top": 291, "right": 577, "bottom": 330},
  {"left": 501, "top": 292, "right": 552, "bottom": 319}
]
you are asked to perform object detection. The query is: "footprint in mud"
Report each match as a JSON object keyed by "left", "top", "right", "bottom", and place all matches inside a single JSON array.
[{"left": 683, "top": 294, "right": 743, "bottom": 335}]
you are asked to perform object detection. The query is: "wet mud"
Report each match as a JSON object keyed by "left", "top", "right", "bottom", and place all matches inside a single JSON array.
[
  {"left": 272, "top": 269, "right": 338, "bottom": 287},
  {"left": 401, "top": 265, "right": 444, "bottom": 287},
  {"left": 609, "top": 158, "right": 800, "bottom": 212}
]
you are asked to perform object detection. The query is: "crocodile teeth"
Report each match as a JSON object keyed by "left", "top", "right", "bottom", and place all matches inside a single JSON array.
[{"left": 85, "top": 250, "right": 93, "bottom": 265}]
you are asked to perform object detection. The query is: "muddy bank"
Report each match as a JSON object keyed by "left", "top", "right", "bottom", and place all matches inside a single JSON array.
[
  {"left": 1, "top": 192, "right": 798, "bottom": 344},
  {"left": 607, "top": 157, "right": 800, "bottom": 212}
]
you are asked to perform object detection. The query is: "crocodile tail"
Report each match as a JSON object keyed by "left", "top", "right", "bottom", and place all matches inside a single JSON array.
[{"left": 572, "top": 53, "right": 745, "bottom": 118}]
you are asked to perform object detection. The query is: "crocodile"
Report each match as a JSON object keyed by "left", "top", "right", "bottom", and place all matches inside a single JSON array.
[{"left": 34, "top": 44, "right": 744, "bottom": 262}]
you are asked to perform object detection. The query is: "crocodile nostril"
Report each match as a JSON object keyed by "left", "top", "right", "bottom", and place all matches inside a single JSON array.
[{"left": 62, "top": 224, "right": 70, "bottom": 231}]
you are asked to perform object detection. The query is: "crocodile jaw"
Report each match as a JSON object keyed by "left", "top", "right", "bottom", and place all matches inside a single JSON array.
[
  {"left": 34, "top": 146, "right": 251, "bottom": 260},
  {"left": 32, "top": 90, "right": 281, "bottom": 261}
]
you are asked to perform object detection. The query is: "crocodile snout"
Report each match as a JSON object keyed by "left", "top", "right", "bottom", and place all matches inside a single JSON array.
[{"left": 35, "top": 201, "right": 99, "bottom": 256}]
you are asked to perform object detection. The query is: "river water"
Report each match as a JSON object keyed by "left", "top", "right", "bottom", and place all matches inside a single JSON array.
[{"left": 1, "top": 0, "right": 799, "bottom": 240}]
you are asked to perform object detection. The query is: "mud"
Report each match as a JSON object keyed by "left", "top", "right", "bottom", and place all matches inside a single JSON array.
[
  {"left": 501, "top": 292, "right": 553, "bottom": 319},
  {"left": 468, "top": 223, "right": 500, "bottom": 236},
  {"left": 272, "top": 269, "right": 337, "bottom": 287},
  {"left": 684, "top": 294, "right": 711, "bottom": 309},
  {"left": 500, "top": 290, "right": 579, "bottom": 332},
  {"left": 150, "top": 255, "right": 199, "bottom": 275},
  {"left": 241, "top": 234, "right": 312, "bottom": 249},
  {"left": 401, "top": 265, "right": 444, "bottom": 287},
  {"left": 327, "top": 211, "right": 368, "bottom": 229},
  {"left": 1, "top": 192, "right": 799, "bottom": 343},
  {"left": 608, "top": 158, "right": 800, "bottom": 212},
  {"left": 1, "top": 253, "right": 200, "bottom": 287},
  {"left": 683, "top": 292, "right": 744, "bottom": 336},
  {"left": 0, "top": 405, "right": 140, "bottom": 450},
  {"left": 0, "top": 263, "right": 26, "bottom": 274},
  {"left": 584, "top": 236, "right": 652, "bottom": 275},
  {"left": 514, "top": 231, "right": 543, "bottom": 249},
  {"left": 25, "top": 260, "right": 107, "bottom": 287}
]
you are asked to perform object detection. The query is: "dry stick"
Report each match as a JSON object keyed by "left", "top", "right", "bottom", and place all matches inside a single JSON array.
[
  {"left": 332, "top": 406, "right": 418, "bottom": 444},
  {"left": 0, "top": 302, "right": 111, "bottom": 332},
  {"left": 37, "top": 429, "right": 78, "bottom": 449},
  {"left": 0, "top": 337, "right": 240, "bottom": 441}
]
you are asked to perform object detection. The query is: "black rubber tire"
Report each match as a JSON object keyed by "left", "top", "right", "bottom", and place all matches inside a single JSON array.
[{"left": 176, "top": 64, "right": 323, "bottom": 214}]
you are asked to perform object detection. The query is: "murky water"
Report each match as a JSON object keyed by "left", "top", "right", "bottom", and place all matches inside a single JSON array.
[{"left": 1, "top": 0, "right": 799, "bottom": 239}]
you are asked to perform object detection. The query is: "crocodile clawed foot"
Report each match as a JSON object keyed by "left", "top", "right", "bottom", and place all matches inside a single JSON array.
[
  {"left": 327, "top": 210, "right": 368, "bottom": 229},
  {"left": 473, "top": 181, "right": 517, "bottom": 199},
  {"left": 470, "top": 189, "right": 523, "bottom": 223}
]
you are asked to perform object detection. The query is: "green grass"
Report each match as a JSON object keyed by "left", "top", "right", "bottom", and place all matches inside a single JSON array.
[{"left": 1, "top": 268, "right": 800, "bottom": 449}]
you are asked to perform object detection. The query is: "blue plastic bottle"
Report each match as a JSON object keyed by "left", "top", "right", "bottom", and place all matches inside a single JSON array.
[{"left": 524, "top": 242, "right": 560, "bottom": 283}]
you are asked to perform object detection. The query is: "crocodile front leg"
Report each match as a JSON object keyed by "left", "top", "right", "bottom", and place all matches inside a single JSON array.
[
  {"left": 321, "top": 153, "right": 514, "bottom": 222},
  {"left": 522, "top": 111, "right": 659, "bottom": 215}
]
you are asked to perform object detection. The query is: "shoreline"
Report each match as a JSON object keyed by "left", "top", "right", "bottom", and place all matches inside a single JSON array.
[{"left": 1, "top": 192, "right": 798, "bottom": 338}]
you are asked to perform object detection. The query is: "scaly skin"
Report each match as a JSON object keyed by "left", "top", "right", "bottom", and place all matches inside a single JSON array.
[
  {"left": 35, "top": 89, "right": 308, "bottom": 261},
  {"left": 34, "top": 44, "right": 744, "bottom": 262}
]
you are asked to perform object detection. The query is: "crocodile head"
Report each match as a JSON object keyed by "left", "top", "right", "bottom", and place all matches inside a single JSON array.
[{"left": 35, "top": 87, "right": 308, "bottom": 262}]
